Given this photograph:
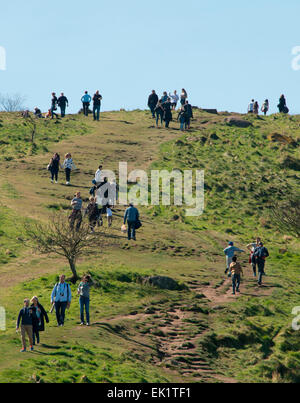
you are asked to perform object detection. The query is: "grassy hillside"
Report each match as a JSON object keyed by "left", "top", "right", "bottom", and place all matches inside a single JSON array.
[{"left": 0, "top": 109, "right": 299, "bottom": 383}]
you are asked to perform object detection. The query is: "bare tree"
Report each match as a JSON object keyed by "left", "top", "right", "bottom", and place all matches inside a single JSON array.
[
  {"left": 24, "top": 213, "right": 108, "bottom": 283},
  {"left": 0, "top": 93, "right": 26, "bottom": 112},
  {"left": 269, "top": 193, "right": 300, "bottom": 238},
  {"left": 22, "top": 113, "right": 37, "bottom": 143}
]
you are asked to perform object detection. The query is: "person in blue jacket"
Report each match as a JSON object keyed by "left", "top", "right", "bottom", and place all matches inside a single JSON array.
[
  {"left": 81, "top": 91, "right": 92, "bottom": 116},
  {"left": 124, "top": 203, "right": 140, "bottom": 241},
  {"left": 224, "top": 242, "right": 245, "bottom": 276}
]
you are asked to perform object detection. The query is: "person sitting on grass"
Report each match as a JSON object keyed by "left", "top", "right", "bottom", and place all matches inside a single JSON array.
[
  {"left": 230, "top": 256, "right": 243, "bottom": 295},
  {"left": 16, "top": 298, "right": 35, "bottom": 352}
]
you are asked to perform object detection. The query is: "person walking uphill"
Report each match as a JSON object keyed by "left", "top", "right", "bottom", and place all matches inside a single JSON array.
[
  {"left": 253, "top": 242, "right": 269, "bottom": 286},
  {"left": 124, "top": 203, "right": 140, "bottom": 241},
  {"left": 62, "top": 153, "right": 76, "bottom": 186},
  {"left": 69, "top": 191, "right": 83, "bottom": 231},
  {"left": 230, "top": 256, "right": 243, "bottom": 295},
  {"left": 148, "top": 90, "right": 159, "bottom": 118},
  {"left": 93, "top": 90, "right": 102, "bottom": 121},
  {"left": 16, "top": 298, "right": 35, "bottom": 352},
  {"left": 30, "top": 296, "right": 49, "bottom": 345},
  {"left": 51, "top": 275, "right": 72, "bottom": 326},
  {"left": 81, "top": 91, "right": 92, "bottom": 116},
  {"left": 224, "top": 242, "right": 245, "bottom": 276},
  {"left": 57, "top": 93, "right": 69, "bottom": 118},
  {"left": 77, "top": 274, "right": 94, "bottom": 326}
]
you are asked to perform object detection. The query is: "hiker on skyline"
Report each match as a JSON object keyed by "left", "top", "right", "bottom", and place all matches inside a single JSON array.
[
  {"left": 62, "top": 153, "right": 76, "bottom": 186},
  {"left": 162, "top": 97, "right": 173, "bottom": 128},
  {"left": 30, "top": 296, "right": 49, "bottom": 346},
  {"left": 48, "top": 153, "right": 60, "bottom": 184},
  {"left": 247, "top": 237, "right": 262, "bottom": 277},
  {"left": 81, "top": 91, "right": 92, "bottom": 116},
  {"left": 93, "top": 90, "right": 102, "bottom": 121},
  {"left": 161, "top": 91, "right": 168, "bottom": 103},
  {"left": 253, "top": 242, "right": 269, "bottom": 286},
  {"left": 51, "top": 275, "right": 72, "bottom": 327},
  {"left": 248, "top": 99, "right": 255, "bottom": 113},
  {"left": 230, "top": 256, "right": 243, "bottom": 295},
  {"left": 51, "top": 92, "right": 59, "bottom": 119},
  {"left": 69, "top": 191, "right": 83, "bottom": 231},
  {"left": 57, "top": 93, "right": 69, "bottom": 118},
  {"left": 253, "top": 101, "right": 259, "bottom": 115},
  {"left": 169, "top": 90, "right": 179, "bottom": 110},
  {"left": 124, "top": 203, "right": 140, "bottom": 241},
  {"left": 261, "top": 99, "right": 269, "bottom": 115},
  {"left": 148, "top": 90, "right": 159, "bottom": 118},
  {"left": 178, "top": 106, "right": 187, "bottom": 131},
  {"left": 224, "top": 242, "right": 245, "bottom": 276},
  {"left": 180, "top": 89, "right": 188, "bottom": 105},
  {"left": 16, "top": 298, "right": 34, "bottom": 352},
  {"left": 78, "top": 274, "right": 94, "bottom": 326},
  {"left": 278, "top": 94, "right": 289, "bottom": 114}
]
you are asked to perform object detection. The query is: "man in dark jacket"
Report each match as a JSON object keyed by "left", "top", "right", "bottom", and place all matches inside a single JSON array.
[
  {"left": 124, "top": 203, "right": 140, "bottom": 241},
  {"left": 148, "top": 90, "right": 159, "bottom": 118},
  {"left": 253, "top": 242, "right": 269, "bottom": 286},
  {"left": 184, "top": 101, "right": 193, "bottom": 129},
  {"left": 57, "top": 93, "right": 69, "bottom": 117},
  {"left": 93, "top": 90, "right": 102, "bottom": 121},
  {"left": 16, "top": 298, "right": 35, "bottom": 352}
]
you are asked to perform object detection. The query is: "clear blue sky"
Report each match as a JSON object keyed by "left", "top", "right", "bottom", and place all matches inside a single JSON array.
[{"left": 1, "top": 0, "right": 300, "bottom": 114}]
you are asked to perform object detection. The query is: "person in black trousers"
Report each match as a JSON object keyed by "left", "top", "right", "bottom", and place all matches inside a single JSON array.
[
  {"left": 154, "top": 99, "right": 164, "bottom": 127},
  {"left": 51, "top": 92, "right": 59, "bottom": 119},
  {"left": 49, "top": 153, "right": 60, "bottom": 183},
  {"left": 57, "top": 93, "right": 69, "bottom": 117},
  {"left": 93, "top": 90, "right": 102, "bottom": 121},
  {"left": 30, "top": 296, "right": 49, "bottom": 345},
  {"left": 162, "top": 98, "right": 173, "bottom": 128},
  {"left": 148, "top": 90, "right": 159, "bottom": 118}
]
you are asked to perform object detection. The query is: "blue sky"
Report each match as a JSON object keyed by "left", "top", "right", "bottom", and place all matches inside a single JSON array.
[{"left": 0, "top": 0, "right": 300, "bottom": 114}]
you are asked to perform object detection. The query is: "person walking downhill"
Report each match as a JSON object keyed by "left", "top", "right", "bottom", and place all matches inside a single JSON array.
[
  {"left": 62, "top": 153, "right": 76, "bottom": 186},
  {"left": 261, "top": 99, "right": 269, "bottom": 116},
  {"left": 51, "top": 275, "right": 72, "bottom": 327},
  {"left": 48, "top": 153, "right": 60, "bottom": 184},
  {"left": 169, "top": 90, "right": 179, "bottom": 110},
  {"left": 69, "top": 191, "right": 83, "bottom": 231},
  {"left": 162, "top": 97, "right": 173, "bottom": 128},
  {"left": 106, "top": 204, "right": 113, "bottom": 227},
  {"left": 81, "top": 91, "right": 92, "bottom": 116},
  {"left": 57, "top": 93, "right": 69, "bottom": 118},
  {"left": 77, "top": 275, "right": 94, "bottom": 326},
  {"left": 84, "top": 196, "right": 99, "bottom": 233},
  {"left": 16, "top": 298, "right": 35, "bottom": 352},
  {"left": 30, "top": 296, "right": 49, "bottom": 346},
  {"left": 93, "top": 90, "right": 102, "bottom": 121},
  {"left": 154, "top": 99, "right": 164, "bottom": 127},
  {"left": 180, "top": 89, "right": 188, "bottom": 105},
  {"left": 253, "top": 242, "right": 269, "bottom": 286},
  {"left": 224, "top": 242, "right": 245, "bottom": 276},
  {"left": 124, "top": 202, "right": 140, "bottom": 241},
  {"left": 161, "top": 91, "right": 168, "bottom": 103},
  {"left": 148, "top": 90, "right": 159, "bottom": 118},
  {"left": 230, "top": 256, "right": 243, "bottom": 295},
  {"left": 51, "top": 92, "right": 59, "bottom": 119},
  {"left": 247, "top": 237, "right": 262, "bottom": 277}
]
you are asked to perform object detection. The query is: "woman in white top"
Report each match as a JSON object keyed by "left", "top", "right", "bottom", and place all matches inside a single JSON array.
[
  {"left": 62, "top": 153, "right": 76, "bottom": 185},
  {"left": 169, "top": 91, "right": 179, "bottom": 110}
]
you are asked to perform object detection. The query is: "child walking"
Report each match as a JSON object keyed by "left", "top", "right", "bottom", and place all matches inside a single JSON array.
[
  {"left": 230, "top": 256, "right": 243, "bottom": 295},
  {"left": 107, "top": 204, "right": 113, "bottom": 227}
]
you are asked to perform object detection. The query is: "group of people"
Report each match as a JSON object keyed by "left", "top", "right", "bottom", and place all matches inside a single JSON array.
[
  {"left": 247, "top": 95, "right": 289, "bottom": 115},
  {"left": 223, "top": 238, "right": 269, "bottom": 295},
  {"left": 16, "top": 274, "right": 93, "bottom": 352},
  {"left": 147, "top": 89, "right": 193, "bottom": 130},
  {"left": 47, "top": 152, "right": 76, "bottom": 185}
]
